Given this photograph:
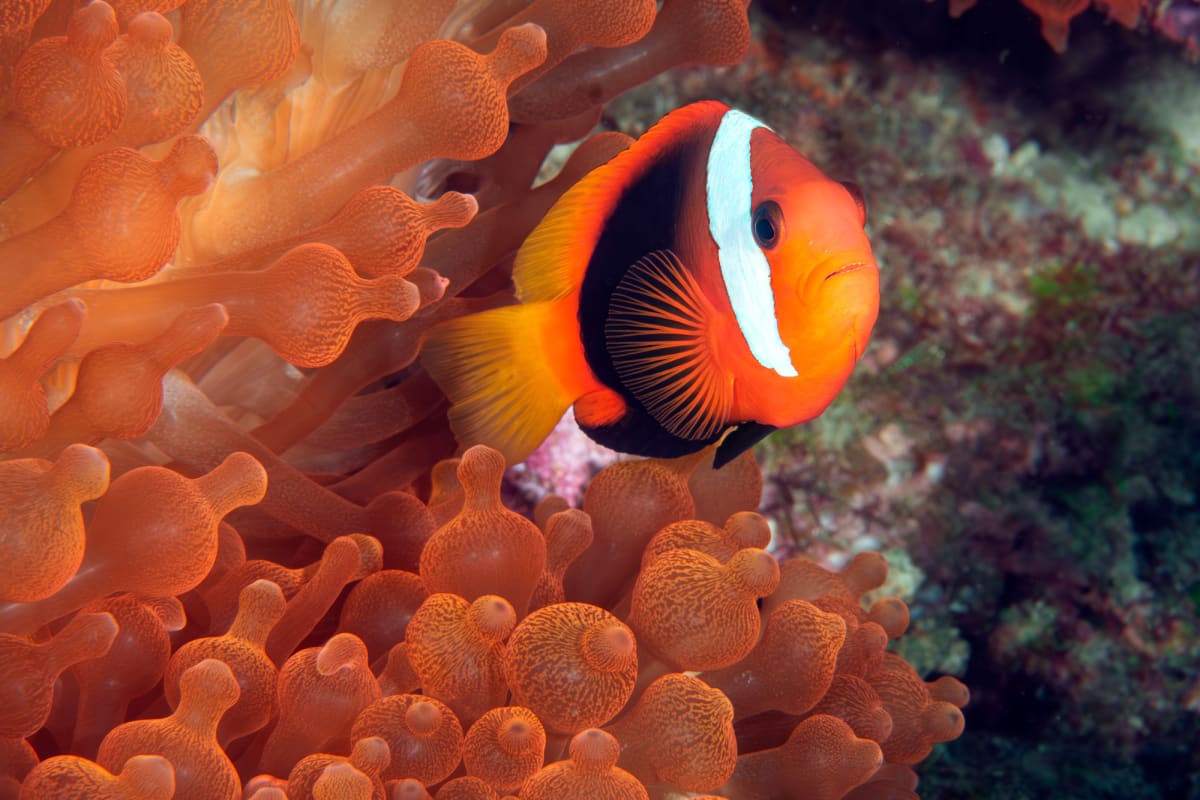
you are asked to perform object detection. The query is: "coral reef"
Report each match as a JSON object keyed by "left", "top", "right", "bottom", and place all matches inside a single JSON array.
[
  {"left": 0, "top": 1, "right": 968, "bottom": 798},
  {"left": 928, "top": 0, "right": 1200, "bottom": 55}
]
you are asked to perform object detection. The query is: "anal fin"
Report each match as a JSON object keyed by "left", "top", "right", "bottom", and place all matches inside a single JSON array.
[{"left": 604, "top": 249, "right": 732, "bottom": 442}]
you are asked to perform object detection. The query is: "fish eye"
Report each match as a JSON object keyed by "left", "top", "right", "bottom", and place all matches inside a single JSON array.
[
  {"left": 752, "top": 200, "right": 783, "bottom": 250},
  {"left": 840, "top": 181, "right": 867, "bottom": 226}
]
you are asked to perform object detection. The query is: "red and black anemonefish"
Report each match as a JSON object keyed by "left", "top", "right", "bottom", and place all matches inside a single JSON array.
[{"left": 422, "top": 100, "right": 880, "bottom": 468}]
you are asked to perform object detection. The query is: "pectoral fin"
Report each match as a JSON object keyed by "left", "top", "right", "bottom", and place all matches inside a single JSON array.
[{"left": 604, "top": 249, "right": 732, "bottom": 442}]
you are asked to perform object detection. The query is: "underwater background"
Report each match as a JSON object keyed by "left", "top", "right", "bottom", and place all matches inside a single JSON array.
[{"left": 0, "top": 0, "right": 1197, "bottom": 797}]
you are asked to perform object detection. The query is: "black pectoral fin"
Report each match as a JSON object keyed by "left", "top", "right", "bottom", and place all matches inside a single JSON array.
[
  {"left": 604, "top": 249, "right": 732, "bottom": 442},
  {"left": 714, "top": 422, "right": 778, "bottom": 468}
]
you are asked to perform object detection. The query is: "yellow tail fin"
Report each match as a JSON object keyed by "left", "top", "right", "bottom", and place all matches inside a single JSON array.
[{"left": 421, "top": 302, "right": 583, "bottom": 464}]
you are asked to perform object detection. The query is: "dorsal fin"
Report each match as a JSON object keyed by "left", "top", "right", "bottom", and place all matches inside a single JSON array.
[
  {"left": 604, "top": 249, "right": 732, "bottom": 441},
  {"left": 514, "top": 101, "right": 730, "bottom": 303}
]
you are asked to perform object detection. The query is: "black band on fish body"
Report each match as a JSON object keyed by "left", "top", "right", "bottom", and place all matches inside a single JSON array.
[{"left": 577, "top": 116, "right": 720, "bottom": 458}]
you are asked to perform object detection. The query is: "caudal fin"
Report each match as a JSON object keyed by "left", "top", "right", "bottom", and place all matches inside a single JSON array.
[{"left": 421, "top": 302, "right": 581, "bottom": 464}]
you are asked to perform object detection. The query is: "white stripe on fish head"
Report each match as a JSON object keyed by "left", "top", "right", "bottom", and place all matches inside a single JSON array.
[{"left": 705, "top": 108, "right": 798, "bottom": 378}]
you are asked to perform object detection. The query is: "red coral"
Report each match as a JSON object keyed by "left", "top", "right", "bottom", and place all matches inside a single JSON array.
[{"left": 933, "top": 0, "right": 1147, "bottom": 51}]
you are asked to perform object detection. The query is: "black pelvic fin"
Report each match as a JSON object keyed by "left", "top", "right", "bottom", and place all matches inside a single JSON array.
[{"left": 713, "top": 422, "right": 778, "bottom": 468}]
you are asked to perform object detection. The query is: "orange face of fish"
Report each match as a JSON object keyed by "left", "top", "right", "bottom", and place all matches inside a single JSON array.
[{"left": 737, "top": 132, "right": 880, "bottom": 427}]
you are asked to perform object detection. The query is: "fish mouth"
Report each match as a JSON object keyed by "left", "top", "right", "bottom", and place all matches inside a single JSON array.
[{"left": 823, "top": 261, "right": 870, "bottom": 282}]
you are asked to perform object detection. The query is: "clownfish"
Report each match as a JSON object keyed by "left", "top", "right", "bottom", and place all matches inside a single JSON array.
[{"left": 422, "top": 100, "right": 879, "bottom": 468}]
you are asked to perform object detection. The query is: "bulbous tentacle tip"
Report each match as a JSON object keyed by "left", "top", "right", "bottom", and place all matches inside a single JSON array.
[
  {"left": 727, "top": 547, "right": 780, "bottom": 597},
  {"left": 106, "top": 10, "right": 203, "bottom": 146},
  {"left": 330, "top": 187, "right": 476, "bottom": 279},
  {"left": 497, "top": 716, "right": 538, "bottom": 755},
  {"left": 19, "top": 752, "right": 177, "bottom": 800},
  {"left": 522, "top": 725, "right": 647, "bottom": 798},
  {"left": 929, "top": 675, "right": 970, "bottom": 708},
  {"left": 314, "top": 761, "right": 374, "bottom": 800},
  {"left": 406, "top": 699, "right": 445, "bottom": 735},
  {"left": 569, "top": 728, "right": 621, "bottom": 773},
  {"left": 0, "top": 300, "right": 88, "bottom": 451},
  {"left": 196, "top": 450, "right": 268, "bottom": 514},
  {"left": 532, "top": 496, "right": 569, "bottom": 531},
  {"left": 237, "top": 578, "right": 288, "bottom": 631},
  {"left": 146, "top": 302, "right": 228, "bottom": 367},
  {"left": 503, "top": 603, "right": 635, "bottom": 734},
  {"left": 457, "top": 444, "right": 507, "bottom": 502},
  {"left": 142, "top": 595, "right": 186, "bottom": 633},
  {"left": 126, "top": 11, "right": 174, "bottom": 48},
  {"left": 162, "top": 135, "right": 219, "bottom": 197},
  {"left": 0, "top": 450, "right": 96, "bottom": 594},
  {"left": 23, "top": 298, "right": 89, "bottom": 363},
  {"left": 180, "top": 0, "right": 301, "bottom": 90},
  {"left": 409, "top": 268, "right": 450, "bottom": 305},
  {"left": 353, "top": 693, "right": 464, "bottom": 786},
  {"left": 342, "top": 534, "right": 384, "bottom": 580},
  {"left": 67, "top": 1, "right": 119, "bottom": 53},
  {"left": 723, "top": 511, "right": 770, "bottom": 549},
  {"left": 429, "top": 191, "right": 479, "bottom": 229},
  {"left": 48, "top": 442, "right": 111, "bottom": 501},
  {"left": 313, "top": 631, "right": 370, "bottom": 677},
  {"left": 106, "top": 0, "right": 188, "bottom": 27},
  {"left": 542, "top": 508, "right": 594, "bottom": 570},
  {"left": 922, "top": 701, "right": 966, "bottom": 742},
  {"left": 13, "top": 2, "right": 126, "bottom": 149},
  {"left": 459, "top": 443, "right": 507, "bottom": 475},
  {"left": 844, "top": 551, "right": 889, "bottom": 596},
  {"left": 179, "top": 657, "right": 241, "bottom": 710},
  {"left": 467, "top": 595, "right": 517, "bottom": 643},
  {"left": 461, "top": 705, "right": 545, "bottom": 793},
  {"left": 581, "top": 619, "right": 637, "bottom": 674},
  {"left": 119, "top": 753, "right": 176, "bottom": 799},
  {"left": 370, "top": 274, "right": 424, "bottom": 321},
  {"left": 868, "top": 597, "right": 910, "bottom": 640},
  {"left": 490, "top": 23, "right": 549, "bottom": 83}
]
